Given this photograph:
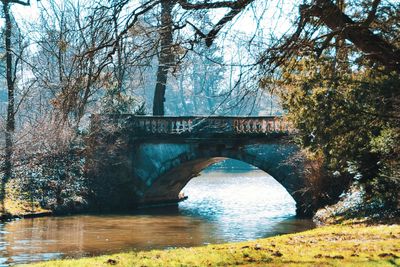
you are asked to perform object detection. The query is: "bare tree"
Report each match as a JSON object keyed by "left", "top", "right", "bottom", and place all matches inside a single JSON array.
[
  {"left": 152, "top": 0, "right": 255, "bottom": 115},
  {"left": 85, "top": 0, "right": 256, "bottom": 115},
  {"left": 1, "top": 0, "right": 31, "bottom": 212}
]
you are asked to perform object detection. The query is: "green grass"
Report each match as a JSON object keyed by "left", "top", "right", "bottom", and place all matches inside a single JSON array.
[{"left": 24, "top": 224, "right": 400, "bottom": 267}]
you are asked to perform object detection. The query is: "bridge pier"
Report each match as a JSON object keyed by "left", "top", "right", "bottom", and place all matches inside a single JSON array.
[{"left": 86, "top": 115, "right": 314, "bottom": 216}]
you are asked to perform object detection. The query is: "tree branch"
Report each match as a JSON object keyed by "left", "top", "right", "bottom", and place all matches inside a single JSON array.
[
  {"left": 363, "top": 0, "right": 381, "bottom": 26},
  {"left": 177, "top": 0, "right": 238, "bottom": 9},
  {"left": 186, "top": 20, "right": 206, "bottom": 38},
  {"left": 301, "top": 0, "right": 400, "bottom": 72},
  {"left": 182, "top": 0, "right": 254, "bottom": 47},
  {"left": 7, "top": 0, "right": 30, "bottom": 6}
]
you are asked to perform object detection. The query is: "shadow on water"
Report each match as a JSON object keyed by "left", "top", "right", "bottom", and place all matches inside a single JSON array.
[{"left": 0, "top": 166, "right": 315, "bottom": 266}]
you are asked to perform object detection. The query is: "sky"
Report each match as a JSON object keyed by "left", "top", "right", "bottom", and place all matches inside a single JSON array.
[
  {"left": 8, "top": 0, "right": 40, "bottom": 23},
  {"left": 4, "top": 0, "right": 297, "bottom": 75}
]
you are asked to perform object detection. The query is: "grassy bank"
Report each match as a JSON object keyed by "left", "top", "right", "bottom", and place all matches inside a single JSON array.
[{"left": 25, "top": 224, "right": 399, "bottom": 267}]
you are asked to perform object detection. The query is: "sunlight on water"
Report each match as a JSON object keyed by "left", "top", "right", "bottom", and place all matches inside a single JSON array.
[
  {"left": 179, "top": 169, "right": 297, "bottom": 242},
  {"left": 0, "top": 165, "right": 314, "bottom": 266}
]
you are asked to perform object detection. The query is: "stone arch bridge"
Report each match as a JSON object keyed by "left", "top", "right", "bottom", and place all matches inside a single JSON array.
[{"left": 86, "top": 115, "right": 312, "bottom": 216}]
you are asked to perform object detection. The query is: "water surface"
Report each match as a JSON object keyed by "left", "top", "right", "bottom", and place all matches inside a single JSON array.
[{"left": 0, "top": 169, "right": 314, "bottom": 266}]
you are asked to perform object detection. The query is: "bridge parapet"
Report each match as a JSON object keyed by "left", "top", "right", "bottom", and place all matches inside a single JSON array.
[{"left": 91, "top": 115, "right": 292, "bottom": 138}]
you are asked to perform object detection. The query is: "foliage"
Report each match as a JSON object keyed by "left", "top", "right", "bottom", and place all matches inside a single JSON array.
[
  {"left": 0, "top": 178, "right": 49, "bottom": 216},
  {"left": 101, "top": 85, "right": 141, "bottom": 114},
  {"left": 83, "top": 115, "right": 141, "bottom": 211},
  {"left": 28, "top": 224, "right": 400, "bottom": 267},
  {"left": 259, "top": 0, "right": 400, "bottom": 218},
  {"left": 14, "top": 147, "right": 88, "bottom": 213},
  {"left": 272, "top": 55, "right": 400, "bottom": 215}
]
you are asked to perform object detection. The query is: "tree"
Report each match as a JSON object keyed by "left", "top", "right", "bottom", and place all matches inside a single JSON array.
[
  {"left": 275, "top": 55, "right": 400, "bottom": 213},
  {"left": 152, "top": 0, "right": 255, "bottom": 115},
  {"left": 87, "top": 0, "right": 255, "bottom": 115},
  {"left": 261, "top": 0, "right": 400, "bottom": 215},
  {"left": 1, "top": 0, "right": 31, "bottom": 212},
  {"left": 152, "top": 0, "right": 174, "bottom": 115}
]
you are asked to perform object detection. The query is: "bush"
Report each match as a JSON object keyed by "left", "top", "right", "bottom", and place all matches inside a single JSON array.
[{"left": 271, "top": 56, "right": 400, "bottom": 217}]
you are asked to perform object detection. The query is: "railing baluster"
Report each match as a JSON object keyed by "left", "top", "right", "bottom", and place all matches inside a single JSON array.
[
  {"left": 182, "top": 120, "right": 187, "bottom": 133},
  {"left": 258, "top": 119, "right": 262, "bottom": 133},
  {"left": 188, "top": 119, "right": 193, "bottom": 132},
  {"left": 146, "top": 120, "right": 150, "bottom": 132},
  {"left": 125, "top": 116, "right": 290, "bottom": 136}
]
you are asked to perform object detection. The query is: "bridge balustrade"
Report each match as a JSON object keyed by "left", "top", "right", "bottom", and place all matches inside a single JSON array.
[
  {"left": 128, "top": 116, "right": 291, "bottom": 136},
  {"left": 91, "top": 115, "right": 291, "bottom": 137}
]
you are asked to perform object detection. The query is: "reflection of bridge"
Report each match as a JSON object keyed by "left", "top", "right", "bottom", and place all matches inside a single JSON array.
[{"left": 86, "top": 115, "right": 311, "bottom": 216}]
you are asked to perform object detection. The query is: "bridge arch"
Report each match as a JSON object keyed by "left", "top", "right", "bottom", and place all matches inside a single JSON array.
[{"left": 133, "top": 142, "right": 310, "bottom": 215}]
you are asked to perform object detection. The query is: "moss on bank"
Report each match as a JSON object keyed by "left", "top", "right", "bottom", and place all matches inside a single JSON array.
[
  {"left": 0, "top": 180, "right": 50, "bottom": 220},
  {"left": 25, "top": 224, "right": 399, "bottom": 267}
]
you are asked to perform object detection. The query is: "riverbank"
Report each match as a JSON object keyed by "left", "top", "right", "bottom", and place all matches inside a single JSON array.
[
  {"left": 0, "top": 180, "right": 52, "bottom": 222},
  {"left": 25, "top": 224, "right": 399, "bottom": 267},
  {"left": 0, "top": 211, "right": 52, "bottom": 222}
]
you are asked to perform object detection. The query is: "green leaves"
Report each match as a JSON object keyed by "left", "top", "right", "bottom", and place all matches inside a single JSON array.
[{"left": 272, "top": 54, "right": 400, "bottom": 214}]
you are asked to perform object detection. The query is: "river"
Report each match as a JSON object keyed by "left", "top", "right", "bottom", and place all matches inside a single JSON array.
[{"left": 0, "top": 165, "right": 314, "bottom": 266}]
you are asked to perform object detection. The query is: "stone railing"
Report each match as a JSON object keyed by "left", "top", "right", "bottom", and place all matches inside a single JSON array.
[
  {"left": 126, "top": 116, "right": 291, "bottom": 136},
  {"left": 90, "top": 115, "right": 292, "bottom": 138}
]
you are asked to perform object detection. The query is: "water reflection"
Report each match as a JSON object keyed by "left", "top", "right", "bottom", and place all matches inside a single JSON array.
[{"left": 0, "top": 169, "right": 314, "bottom": 266}]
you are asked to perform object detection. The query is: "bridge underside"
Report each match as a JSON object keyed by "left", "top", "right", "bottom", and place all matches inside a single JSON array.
[
  {"left": 140, "top": 157, "right": 224, "bottom": 204},
  {"left": 132, "top": 141, "right": 311, "bottom": 215}
]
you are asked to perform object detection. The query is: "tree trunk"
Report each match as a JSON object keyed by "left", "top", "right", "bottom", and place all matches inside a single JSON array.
[
  {"left": 113, "top": 6, "right": 124, "bottom": 94},
  {"left": 152, "top": 0, "right": 174, "bottom": 116},
  {"left": 2, "top": 1, "right": 15, "bottom": 212}
]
